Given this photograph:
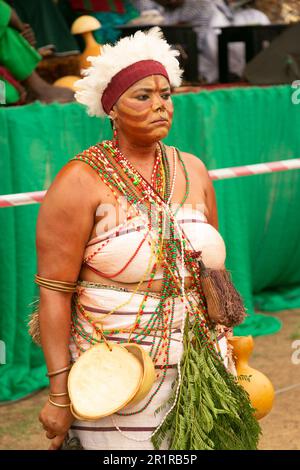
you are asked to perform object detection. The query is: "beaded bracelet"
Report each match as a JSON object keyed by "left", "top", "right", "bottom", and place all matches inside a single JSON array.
[
  {"left": 46, "top": 365, "right": 71, "bottom": 378},
  {"left": 48, "top": 397, "right": 71, "bottom": 408}
]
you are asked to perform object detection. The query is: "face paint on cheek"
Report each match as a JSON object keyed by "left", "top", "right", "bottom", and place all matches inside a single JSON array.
[
  {"left": 116, "top": 98, "right": 151, "bottom": 125},
  {"left": 117, "top": 107, "right": 150, "bottom": 138},
  {"left": 117, "top": 98, "right": 151, "bottom": 128},
  {"left": 123, "top": 98, "right": 150, "bottom": 113}
]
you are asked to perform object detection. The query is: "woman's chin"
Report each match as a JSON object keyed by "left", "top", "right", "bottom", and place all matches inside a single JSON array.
[{"left": 144, "top": 127, "right": 170, "bottom": 143}]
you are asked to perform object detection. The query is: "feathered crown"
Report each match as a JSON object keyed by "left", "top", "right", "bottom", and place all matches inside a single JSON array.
[{"left": 75, "top": 27, "right": 183, "bottom": 117}]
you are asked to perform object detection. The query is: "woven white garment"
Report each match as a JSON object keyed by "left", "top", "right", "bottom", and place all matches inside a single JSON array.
[{"left": 68, "top": 285, "right": 231, "bottom": 450}]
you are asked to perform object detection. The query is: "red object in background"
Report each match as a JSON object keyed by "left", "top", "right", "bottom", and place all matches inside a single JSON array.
[
  {"left": 70, "top": 0, "right": 125, "bottom": 14},
  {"left": 0, "top": 66, "right": 26, "bottom": 105}
]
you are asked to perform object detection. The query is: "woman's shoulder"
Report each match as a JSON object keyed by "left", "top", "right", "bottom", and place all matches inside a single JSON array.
[
  {"left": 42, "top": 146, "right": 104, "bottom": 208},
  {"left": 54, "top": 156, "right": 100, "bottom": 188},
  {"left": 165, "top": 145, "right": 209, "bottom": 175},
  {"left": 57, "top": 142, "right": 106, "bottom": 182}
]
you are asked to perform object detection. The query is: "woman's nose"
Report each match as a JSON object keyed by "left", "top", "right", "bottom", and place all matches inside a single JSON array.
[{"left": 152, "top": 94, "right": 165, "bottom": 111}]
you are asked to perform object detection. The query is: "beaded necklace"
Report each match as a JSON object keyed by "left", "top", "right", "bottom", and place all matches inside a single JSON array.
[
  {"left": 83, "top": 147, "right": 161, "bottom": 280},
  {"left": 70, "top": 140, "right": 223, "bottom": 439}
]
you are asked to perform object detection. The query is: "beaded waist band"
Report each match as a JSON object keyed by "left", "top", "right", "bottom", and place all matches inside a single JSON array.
[{"left": 77, "top": 279, "right": 197, "bottom": 299}]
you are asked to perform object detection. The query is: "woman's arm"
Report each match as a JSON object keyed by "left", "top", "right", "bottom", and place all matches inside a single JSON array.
[
  {"left": 8, "top": 6, "right": 36, "bottom": 47},
  {"left": 8, "top": 7, "right": 24, "bottom": 32},
  {"left": 181, "top": 151, "right": 219, "bottom": 230},
  {"left": 36, "top": 161, "right": 100, "bottom": 450},
  {"left": 201, "top": 162, "right": 227, "bottom": 269},
  {"left": 203, "top": 167, "right": 218, "bottom": 231}
]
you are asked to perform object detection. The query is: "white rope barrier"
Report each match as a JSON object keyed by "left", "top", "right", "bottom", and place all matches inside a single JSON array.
[{"left": 1, "top": 158, "right": 300, "bottom": 208}]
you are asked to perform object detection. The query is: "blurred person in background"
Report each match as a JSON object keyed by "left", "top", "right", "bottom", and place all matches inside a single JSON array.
[
  {"left": 132, "top": 0, "right": 270, "bottom": 82},
  {"left": 7, "top": 0, "right": 80, "bottom": 56},
  {"left": 0, "top": 0, "right": 74, "bottom": 105}
]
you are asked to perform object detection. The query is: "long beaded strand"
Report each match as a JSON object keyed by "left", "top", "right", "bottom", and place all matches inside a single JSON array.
[
  {"left": 71, "top": 140, "right": 223, "bottom": 441},
  {"left": 72, "top": 143, "right": 221, "bottom": 359}
]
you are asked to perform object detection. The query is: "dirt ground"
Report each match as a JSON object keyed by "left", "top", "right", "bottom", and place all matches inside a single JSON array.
[{"left": 0, "top": 309, "right": 299, "bottom": 451}]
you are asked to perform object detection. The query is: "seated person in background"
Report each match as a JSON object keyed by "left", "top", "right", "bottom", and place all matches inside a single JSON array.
[
  {"left": 132, "top": 0, "right": 270, "bottom": 83},
  {"left": 0, "top": 0, "right": 74, "bottom": 105},
  {"left": 7, "top": 0, "right": 80, "bottom": 57},
  {"left": 205, "top": 0, "right": 270, "bottom": 82}
]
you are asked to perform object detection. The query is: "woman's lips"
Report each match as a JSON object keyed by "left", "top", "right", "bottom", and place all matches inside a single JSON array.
[{"left": 151, "top": 118, "right": 169, "bottom": 125}]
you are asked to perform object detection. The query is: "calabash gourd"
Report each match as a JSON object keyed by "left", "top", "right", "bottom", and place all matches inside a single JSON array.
[{"left": 228, "top": 335, "right": 275, "bottom": 419}]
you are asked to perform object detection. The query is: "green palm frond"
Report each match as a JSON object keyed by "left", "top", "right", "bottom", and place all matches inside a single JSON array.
[{"left": 151, "top": 317, "right": 262, "bottom": 450}]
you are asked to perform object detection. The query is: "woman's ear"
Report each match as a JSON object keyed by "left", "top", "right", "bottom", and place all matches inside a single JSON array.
[{"left": 109, "top": 106, "right": 117, "bottom": 121}]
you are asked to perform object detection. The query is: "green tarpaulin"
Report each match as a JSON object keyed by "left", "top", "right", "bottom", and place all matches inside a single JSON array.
[{"left": 0, "top": 85, "right": 299, "bottom": 402}]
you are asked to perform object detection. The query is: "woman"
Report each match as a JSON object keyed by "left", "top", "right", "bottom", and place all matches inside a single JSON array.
[{"left": 36, "top": 28, "right": 260, "bottom": 450}]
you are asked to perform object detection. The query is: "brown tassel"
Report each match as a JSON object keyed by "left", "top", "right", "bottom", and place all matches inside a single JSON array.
[
  {"left": 28, "top": 301, "right": 42, "bottom": 346},
  {"left": 198, "top": 259, "right": 246, "bottom": 327}
]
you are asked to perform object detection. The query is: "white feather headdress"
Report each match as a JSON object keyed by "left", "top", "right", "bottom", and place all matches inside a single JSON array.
[{"left": 75, "top": 27, "right": 183, "bottom": 117}]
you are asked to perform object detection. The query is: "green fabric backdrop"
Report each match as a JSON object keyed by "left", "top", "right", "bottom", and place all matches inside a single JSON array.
[{"left": 0, "top": 85, "right": 299, "bottom": 402}]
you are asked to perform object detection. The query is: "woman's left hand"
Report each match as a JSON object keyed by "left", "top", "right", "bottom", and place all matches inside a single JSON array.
[
  {"left": 47, "top": 433, "right": 67, "bottom": 451},
  {"left": 39, "top": 398, "right": 75, "bottom": 450}
]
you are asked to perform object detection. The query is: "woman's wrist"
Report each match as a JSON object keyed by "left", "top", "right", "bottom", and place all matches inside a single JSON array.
[
  {"left": 49, "top": 391, "right": 69, "bottom": 397},
  {"left": 48, "top": 393, "right": 71, "bottom": 406}
]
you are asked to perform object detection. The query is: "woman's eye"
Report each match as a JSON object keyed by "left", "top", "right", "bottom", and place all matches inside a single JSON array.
[
  {"left": 161, "top": 93, "right": 171, "bottom": 100},
  {"left": 136, "top": 95, "right": 149, "bottom": 101}
]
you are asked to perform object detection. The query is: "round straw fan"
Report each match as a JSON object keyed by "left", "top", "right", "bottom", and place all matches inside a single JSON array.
[{"left": 68, "top": 343, "right": 143, "bottom": 420}]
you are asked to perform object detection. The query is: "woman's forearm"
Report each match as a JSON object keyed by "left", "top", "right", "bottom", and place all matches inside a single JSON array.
[
  {"left": 9, "top": 8, "right": 24, "bottom": 31},
  {"left": 39, "top": 289, "right": 73, "bottom": 393}
]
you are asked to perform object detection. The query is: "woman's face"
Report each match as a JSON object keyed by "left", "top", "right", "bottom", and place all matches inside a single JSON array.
[{"left": 111, "top": 75, "right": 174, "bottom": 145}]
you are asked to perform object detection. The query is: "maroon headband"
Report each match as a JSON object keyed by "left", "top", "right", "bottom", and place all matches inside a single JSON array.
[{"left": 101, "top": 59, "right": 169, "bottom": 114}]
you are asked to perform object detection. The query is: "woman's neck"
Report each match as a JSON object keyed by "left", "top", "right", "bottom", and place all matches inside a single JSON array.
[{"left": 116, "top": 135, "right": 158, "bottom": 166}]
